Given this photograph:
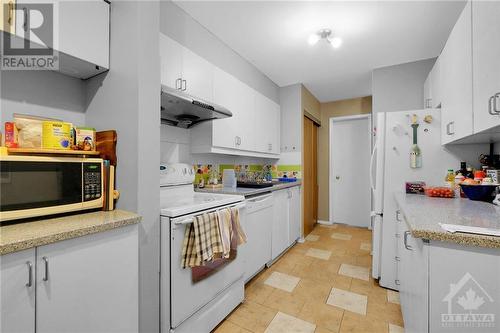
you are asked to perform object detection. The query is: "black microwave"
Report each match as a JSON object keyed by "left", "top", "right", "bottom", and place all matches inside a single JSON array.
[{"left": 0, "top": 155, "right": 104, "bottom": 222}]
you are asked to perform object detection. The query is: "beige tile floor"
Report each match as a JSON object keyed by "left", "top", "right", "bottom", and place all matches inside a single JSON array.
[{"left": 213, "top": 224, "right": 405, "bottom": 333}]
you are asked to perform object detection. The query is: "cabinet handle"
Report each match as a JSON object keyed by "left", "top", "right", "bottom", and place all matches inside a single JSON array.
[
  {"left": 42, "top": 257, "right": 49, "bottom": 281},
  {"left": 395, "top": 233, "right": 400, "bottom": 238},
  {"left": 494, "top": 93, "right": 500, "bottom": 114},
  {"left": 403, "top": 231, "right": 413, "bottom": 251},
  {"left": 7, "top": 1, "right": 14, "bottom": 25},
  {"left": 446, "top": 121, "right": 455, "bottom": 135},
  {"left": 23, "top": 7, "right": 28, "bottom": 32},
  {"left": 395, "top": 256, "right": 400, "bottom": 262},
  {"left": 238, "top": 136, "right": 242, "bottom": 145},
  {"left": 395, "top": 279, "right": 400, "bottom": 286},
  {"left": 395, "top": 210, "right": 401, "bottom": 222},
  {"left": 268, "top": 143, "right": 272, "bottom": 151},
  {"left": 181, "top": 80, "right": 187, "bottom": 91},
  {"left": 26, "top": 261, "right": 33, "bottom": 288},
  {"left": 175, "top": 78, "right": 182, "bottom": 90},
  {"left": 489, "top": 96, "right": 496, "bottom": 115}
]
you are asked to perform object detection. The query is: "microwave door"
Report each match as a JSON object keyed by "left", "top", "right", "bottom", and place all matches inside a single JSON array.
[{"left": 0, "top": 161, "right": 83, "bottom": 220}]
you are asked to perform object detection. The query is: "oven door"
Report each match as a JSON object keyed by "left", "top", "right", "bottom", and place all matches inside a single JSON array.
[
  {"left": 170, "top": 203, "right": 245, "bottom": 329},
  {"left": 0, "top": 159, "right": 83, "bottom": 221}
]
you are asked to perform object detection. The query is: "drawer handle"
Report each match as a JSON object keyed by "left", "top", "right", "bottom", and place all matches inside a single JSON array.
[
  {"left": 181, "top": 79, "right": 187, "bottom": 91},
  {"left": 395, "top": 210, "right": 401, "bottom": 222},
  {"left": 495, "top": 93, "right": 500, "bottom": 114},
  {"left": 175, "top": 78, "right": 182, "bottom": 90},
  {"left": 42, "top": 257, "right": 49, "bottom": 281},
  {"left": 446, "top": 121, "right": 455, "bottom": 135},
  {"left": 395, "top": 256, "right": 400, "bottom": 262},
  {"left": 489, "top": 96, "right": 497, "bottom": 115},
  {"left": 395, "top": 279, "right": 400, "bottom": 286},
  {"left": 403, "top": 231, "right": 413, "bottom": 251},
  {"left": 26, "top": 261, "right": 33, "bottom": 288}
]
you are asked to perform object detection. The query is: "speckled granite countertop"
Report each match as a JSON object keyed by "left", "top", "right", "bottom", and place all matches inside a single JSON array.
[
  {"left": 0, "top": 210, "right": 141, "bottom": 255},
  {"left": 394, "top": 192, "right": 500, "bottom": 248},
  {"left": 195, "top": 180, "right": 302, "bottom": 197}
]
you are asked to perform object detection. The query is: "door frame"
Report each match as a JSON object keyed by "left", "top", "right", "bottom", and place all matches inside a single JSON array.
[{"left": 329, "top": 114, "right": 372, "bottom": 224}]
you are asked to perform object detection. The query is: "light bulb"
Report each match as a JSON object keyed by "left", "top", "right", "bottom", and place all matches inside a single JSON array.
[
  {"left": 308, "top": 34, "right": 320, "bottom": 45},
  {"left": 330, "top": 37, "right": 342, "bottom": 48}
]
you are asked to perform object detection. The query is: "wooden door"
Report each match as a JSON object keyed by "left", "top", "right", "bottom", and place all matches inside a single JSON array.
[{"left": 303, "top": 116, "right": 318, "bottom": 236}]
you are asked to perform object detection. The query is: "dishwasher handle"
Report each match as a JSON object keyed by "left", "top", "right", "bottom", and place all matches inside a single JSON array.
[{"left": 246, "top": 194, "right": 273, "bottom": 212}]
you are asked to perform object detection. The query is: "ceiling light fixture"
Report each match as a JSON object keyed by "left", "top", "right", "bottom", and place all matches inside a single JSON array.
[{"left": 308, "top": 28, "right": 342, "bottom": 48}]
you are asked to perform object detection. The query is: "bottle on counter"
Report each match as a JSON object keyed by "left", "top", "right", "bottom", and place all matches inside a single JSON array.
[
  {"left": 455, "top": 173, "right": 466, "bottom": 198},
  {"left": 445, "top": 169, "right": 455, "bottom": 188},
  {"left": 465, "top": 167, "right": 474, "bottom": 179},
  {"left": 457, "top": 162, "right": 467, "bottom": 176}
]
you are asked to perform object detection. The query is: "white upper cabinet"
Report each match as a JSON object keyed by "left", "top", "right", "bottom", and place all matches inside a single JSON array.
[
  {"left": 440, "top": 1, "right": 473, "bottom": 144},
  {"left": 430, "top": 57, "right": 441, "bottom": 108},
  {"left": 212, "top": 67, "right": 255, "bottom": 151},
  {"left": 11, "top": 0, "right": 110, "bottom": 78},
  {"left": 254, "top": 93, "right": 280, "bottom": 154},
  {"left": 159, "top": 33, "right": 214, "bottom": 102},
  {"left": 57, "top": 0, "right": 109, "bottom": 69},
  {"left": 181, "top": 47, "right": 214, "bottom": 102},
  {"left": 423, "top": 74, "right": 432, "bottom": 109},
  {"left": 472, "top": 0, "right": 500, "bottom": 133},
  {"left": 160, "top": 34, "right": 183, "bottom": 90}
]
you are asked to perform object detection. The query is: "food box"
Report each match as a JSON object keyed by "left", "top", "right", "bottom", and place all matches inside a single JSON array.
[
  {"left": 42, "top": 121, "right": 72, "bottom": 150},
  {"left": 4, "top": 122, "right": 18, "bottom": 148},
  {"left": 75, "top": 127, "right": 96, "bottom": 151},
  {"left": 486, "top": 170, "right": 500, "bottom": 184},
  {"left": 406, "top": 181, "right": 426, "bottom": 194},
  {"left": 424, "top": 186, "right": 455, "bottom": 198}
]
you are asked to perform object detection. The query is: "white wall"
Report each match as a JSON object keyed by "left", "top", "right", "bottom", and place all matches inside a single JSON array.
[
  {"left": 372, "top": 58, "right": 436, "bottom": 115},
  {"left": 85, "top": 2, "right": 161, "bottom": 333},
  {"left": 1, "top": 71, "right": 86, "bottom": 125},
  {"left": 159, "top": 0, "right": 279, "bottom": 104}
]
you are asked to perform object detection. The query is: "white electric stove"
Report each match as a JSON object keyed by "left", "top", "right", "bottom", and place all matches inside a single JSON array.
[{"left": 159, "top": 163, "right": 246, "bottom": 333}]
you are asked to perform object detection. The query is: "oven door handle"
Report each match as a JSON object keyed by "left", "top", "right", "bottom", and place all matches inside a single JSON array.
[{"left": 173, "top": 203, "right": 246, "bottom": 225}]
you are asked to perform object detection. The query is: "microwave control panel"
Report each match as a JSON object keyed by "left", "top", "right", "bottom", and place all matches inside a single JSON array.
[{"left": 83, "top": 162, "right": 102, "bottom": 201}]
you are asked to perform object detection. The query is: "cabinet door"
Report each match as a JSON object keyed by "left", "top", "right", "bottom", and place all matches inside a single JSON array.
[
  {"left": 431, "top": 57, "right": 441, "bottom": 108},
  {"left": 255, "top": 94, "right": 280, "bottom": 154},
  {"left": 1, "top": 248, "right": 36, "bottom": 333},
  {"left": 58, "top": 0, "right": 109, "bottom": 68},
  {"left": 472, "top": 0, "right": 500, "bottom": 133},
  {"left": 160, "top": 33, "right": 183, "bottom": 90},
  {"left": 423, "top": 74, "right": 432, "bottom": 109},
  {"left": 212, "top": 67, "right": 255, "bottom": 151},
  {"left": 288, "top": 187, "right": 301, "bottom": 245},
  {"left": 272, "top": 189, "right": 289, "bottom": 260},
  {"left": 36, "top": 225, "right": 139, "bottom": 333},
  {"left": 182, "top": 47, "right": 214, "bottom": 102},
  {"left": 440, "top": 1, "right": 473, "bottom": 144}
]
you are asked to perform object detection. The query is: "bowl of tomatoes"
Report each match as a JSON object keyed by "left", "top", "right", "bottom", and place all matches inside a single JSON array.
[{"left": 424, "top": 187, "right": 455, "bottom": 198}]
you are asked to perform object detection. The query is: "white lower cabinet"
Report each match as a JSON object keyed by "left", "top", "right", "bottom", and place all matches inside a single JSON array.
[
  {"left": 288, "top": 187, "right": 301, "bottom": 244},
  {"left": 1, "top": 225, "right": 139, "bottom": 333},
  {"left": 271, "top": 187, "right": 301, "bottom": 261},
  {"left": 272, "top": 189, "right": 290, "bottom": 260},
  {"left": 396, "top": 201, "right": 500, "bottom": 333},
  {"left": 1, "top": 248, "right": 36, "bottom": 333}
]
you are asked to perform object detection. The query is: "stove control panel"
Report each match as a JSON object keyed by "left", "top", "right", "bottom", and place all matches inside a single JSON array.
[{"left": 160, "top": 163, "right": 195, "bottom": 186}]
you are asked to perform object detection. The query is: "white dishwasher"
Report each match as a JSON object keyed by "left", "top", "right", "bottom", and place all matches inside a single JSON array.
[{"left": 241, "top": 193, "right": 274, "bottom": 283}]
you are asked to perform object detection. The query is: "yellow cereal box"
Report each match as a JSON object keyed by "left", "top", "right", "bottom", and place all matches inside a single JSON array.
[{"left": 42, "top": 121, "right": 72, "bottom": 150}]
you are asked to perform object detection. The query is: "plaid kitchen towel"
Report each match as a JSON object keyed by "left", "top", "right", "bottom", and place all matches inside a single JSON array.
[
  {"left": 231, "top": 207, "right": 247, "bottom": 246},
  {"left": 181, "top": 212, "right": 224, "bottom": 268},
  {"left": 217, "top": 208, "right": 233, "bottom": 259}
]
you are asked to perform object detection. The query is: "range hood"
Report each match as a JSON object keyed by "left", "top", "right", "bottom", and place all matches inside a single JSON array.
[{"left": 160, "top": 85, "right": 232, "bottom": 128}]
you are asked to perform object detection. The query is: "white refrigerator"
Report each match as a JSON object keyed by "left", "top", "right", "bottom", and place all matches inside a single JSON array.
[{"left": 370, "top": 109, "right": 475, "bottom": 290}]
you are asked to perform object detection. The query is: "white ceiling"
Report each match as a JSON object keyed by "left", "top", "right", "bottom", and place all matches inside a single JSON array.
[{"left": 174, "top": 0, "right": 466, "bottom": 102}]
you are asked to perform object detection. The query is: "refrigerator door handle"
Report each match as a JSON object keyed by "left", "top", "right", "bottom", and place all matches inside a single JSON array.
[{"left": 369, "top": 141, "right": 378, "bottom": 192}]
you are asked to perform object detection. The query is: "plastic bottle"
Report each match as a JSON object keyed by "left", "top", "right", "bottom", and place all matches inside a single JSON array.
[
  {"left": 455, "top": 173, "right": 465, "bottom": 197},
  {"left": 445, "top": 169, "right": 455, "bottom": 188}
]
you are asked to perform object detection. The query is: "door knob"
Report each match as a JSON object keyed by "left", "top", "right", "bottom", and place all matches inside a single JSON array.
[{"left": 335, "top": 176, "right": 340, "bottom": 180}]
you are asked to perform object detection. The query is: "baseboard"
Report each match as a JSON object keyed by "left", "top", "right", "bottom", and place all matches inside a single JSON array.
[{"left": 317, "top": 220, "right": 333, "bottom": 225}]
